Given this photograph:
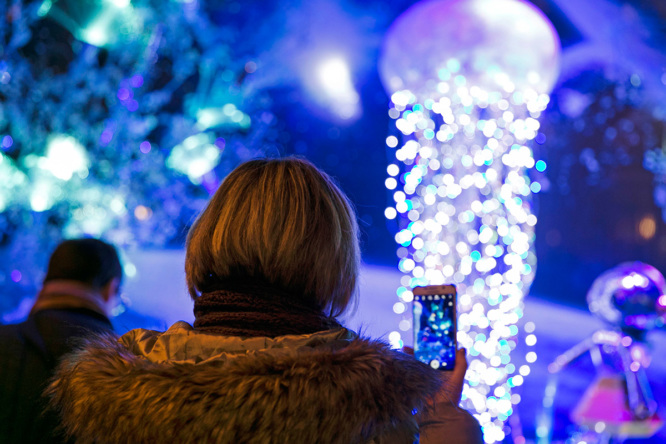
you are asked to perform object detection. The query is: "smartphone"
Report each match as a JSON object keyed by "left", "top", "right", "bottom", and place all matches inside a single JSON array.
[{"left": 412, "top": 284, "right": 457, "bottom": 371}]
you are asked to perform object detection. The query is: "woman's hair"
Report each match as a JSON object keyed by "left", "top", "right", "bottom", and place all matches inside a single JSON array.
[{"left": 185, "top": 157, "right": 360, "bottom": 317}]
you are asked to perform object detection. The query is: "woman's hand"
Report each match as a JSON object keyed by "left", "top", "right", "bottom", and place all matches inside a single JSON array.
[
  {"left": 406, "top": 348, "right": 483, "bottom": 443},
  {"left": 434, "top": 348, "right": 468, "bottom": 405},
  {"left": 402, "top": 347, "right": 468, "bottom": 405}
]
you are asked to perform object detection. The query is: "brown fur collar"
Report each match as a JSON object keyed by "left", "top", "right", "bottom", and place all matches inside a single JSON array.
[{"left": 47, "top": 332, "right": 442, "bottom": 443}]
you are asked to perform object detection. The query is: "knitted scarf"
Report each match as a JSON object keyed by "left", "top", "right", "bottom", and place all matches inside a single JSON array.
[{"left": 193, "top": 280, "right": 342, "bottom": 337}]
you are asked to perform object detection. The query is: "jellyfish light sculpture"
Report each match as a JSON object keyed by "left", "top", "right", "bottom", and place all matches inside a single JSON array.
[{"left": 378, "top": 0, "right": 560, "bottom": 441}]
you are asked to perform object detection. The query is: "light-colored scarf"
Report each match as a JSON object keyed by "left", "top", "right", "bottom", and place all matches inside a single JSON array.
[{"left": 30, "top": 280, "right": 111, "bottom": 318}]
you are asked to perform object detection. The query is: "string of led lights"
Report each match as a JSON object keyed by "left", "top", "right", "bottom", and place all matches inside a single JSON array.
[{"left": 384, "top": 62, "right": 548, "bottom": 442}]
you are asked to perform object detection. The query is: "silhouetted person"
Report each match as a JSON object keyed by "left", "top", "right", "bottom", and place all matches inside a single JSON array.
[{"left": 0, "top": 238, "right": 122, "bottom": 443}]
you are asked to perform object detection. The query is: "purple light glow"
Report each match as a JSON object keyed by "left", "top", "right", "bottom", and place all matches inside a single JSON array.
[
  {"left": 127, "top": 100, "right": 139, "bottom": 112},
  {"left": 130, "top": 74, "right": 144, "bottom": 88},
  {"left": 117, "top": 88, "right": 131, "bottom": 101},
  {"left": 100, "top": 129, "right": 113, "bottom": 145},
  {"left": 2, "top": 135, "right": 13, "bottom": 148},
  {"left": 10, "top": 270, "right": 21, "bottom": 282}
]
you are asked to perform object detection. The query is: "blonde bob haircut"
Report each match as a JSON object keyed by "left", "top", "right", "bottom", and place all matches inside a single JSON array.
[{"left": 185, "top": 157, "right": 360, "bottom": 317}]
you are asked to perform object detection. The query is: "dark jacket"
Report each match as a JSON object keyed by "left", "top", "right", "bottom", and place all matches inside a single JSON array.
[
  {"left": 48, "top": 322, "right": 482, "bottom": 444},
  {"left": 0, "top": 308, "right": 113, "bottom": 443}
]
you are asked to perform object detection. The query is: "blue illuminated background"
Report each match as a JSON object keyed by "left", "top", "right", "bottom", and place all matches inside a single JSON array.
[{"left": 1, "top": 0, "right": 666, "bottom": 442}]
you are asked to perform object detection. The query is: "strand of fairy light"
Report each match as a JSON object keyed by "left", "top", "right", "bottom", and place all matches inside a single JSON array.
[{"left": 385, "top": 63, "right": 548, "bottom": 443}]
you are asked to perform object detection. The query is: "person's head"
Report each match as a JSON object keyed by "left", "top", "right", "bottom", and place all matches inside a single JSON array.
[
  {"left": 186, "top": 157, "right": 360, "bottom": 317},
  {"left": 44, "top": 238, "right": 123, "bottom": 300}
]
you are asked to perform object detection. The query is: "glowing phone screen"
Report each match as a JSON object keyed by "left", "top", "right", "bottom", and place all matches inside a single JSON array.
[{"left": 413, "top": 292, "right": 456, "bottom": 370}]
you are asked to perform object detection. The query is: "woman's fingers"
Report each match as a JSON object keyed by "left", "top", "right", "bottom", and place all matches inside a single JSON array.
[
  {"left": 436, "top": 348, "right": 468, "bottom": 405},
  {"left": 403, "top": 345, "right": 468, "bottom": 405}
]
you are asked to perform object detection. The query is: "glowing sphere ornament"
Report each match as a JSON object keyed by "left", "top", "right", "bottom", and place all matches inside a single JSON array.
[
  {"left": 379, "top": 0, "right": 559, "bottom": 97},
  {"left": 587, "top": 262, "right": 666, "bottom": 336},
  {"left": 379, "top": 0, "right": 560, "bottom": 441}
]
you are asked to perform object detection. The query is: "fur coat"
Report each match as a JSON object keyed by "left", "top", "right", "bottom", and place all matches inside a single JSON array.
[{"left": 48, "top": 322, "right": 474, "bottom": 444}]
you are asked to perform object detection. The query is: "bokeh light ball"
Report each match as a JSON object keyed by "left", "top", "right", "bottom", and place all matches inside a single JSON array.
[
  {"left": 587, "top": 262, "right": 666, "bottom": 333},
  {"left": 379, "top": 0, "right": 561, "bottom": 96}
]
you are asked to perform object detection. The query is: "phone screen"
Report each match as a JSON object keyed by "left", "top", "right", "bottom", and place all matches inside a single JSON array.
[{"left": 413, "top": 290, "right": 456, "bottom": 371}]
